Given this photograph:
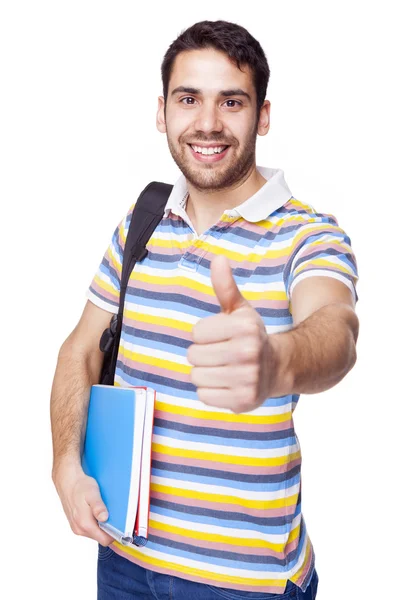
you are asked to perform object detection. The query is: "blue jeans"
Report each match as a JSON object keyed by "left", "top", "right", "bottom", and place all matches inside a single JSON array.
[{"left": 97, "top": 545, "right": 319, "bottom": 599}]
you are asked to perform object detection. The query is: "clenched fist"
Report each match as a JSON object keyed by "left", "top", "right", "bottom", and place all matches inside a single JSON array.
[{"left": 187, "top": 255, "right": 279, "bottom": 413}]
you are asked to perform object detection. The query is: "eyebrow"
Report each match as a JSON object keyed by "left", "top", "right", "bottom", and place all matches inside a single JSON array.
[{"left": 170, "top": 86, "right": 251, "bottom": 101}]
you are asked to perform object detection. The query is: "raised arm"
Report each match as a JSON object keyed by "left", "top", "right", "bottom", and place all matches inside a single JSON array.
[
  {"left": 268, "top": 275, "right": 359, "bottom": 397},
  {"left": 50, "top": 300, "right": 115, "bottom": 546},
  {"left": 188, "top": 257, "right": 359, "bottom": 413}
]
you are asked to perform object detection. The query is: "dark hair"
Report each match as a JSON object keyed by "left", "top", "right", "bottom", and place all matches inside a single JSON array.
[{"left": 161, "top": 20, "right": 270, "bottom": 115}]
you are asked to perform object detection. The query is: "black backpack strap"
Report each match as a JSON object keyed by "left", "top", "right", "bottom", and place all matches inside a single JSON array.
[
  {"left": 121, "top": 182, "right": 174, "bottom": 291},
  {"left": 99, "top": 181, "right": 173, "bottom": 384}
]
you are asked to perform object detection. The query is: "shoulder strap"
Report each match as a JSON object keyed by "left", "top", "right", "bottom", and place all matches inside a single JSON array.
[
  {"left": 121, "top": 181, "right": 173, "bottom": 291},
  {"left": 100, "top": 181, "right": 173, "bottom": 384}
]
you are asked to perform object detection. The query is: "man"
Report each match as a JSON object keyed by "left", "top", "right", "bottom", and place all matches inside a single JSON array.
[{"left": 51, "top": 20, "right": 358, "bottom": 599}]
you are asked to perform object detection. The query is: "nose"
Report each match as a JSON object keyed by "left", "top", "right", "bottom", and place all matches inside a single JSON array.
[{"left": 194, "top": 101, "right": 223, "bottom": 135}]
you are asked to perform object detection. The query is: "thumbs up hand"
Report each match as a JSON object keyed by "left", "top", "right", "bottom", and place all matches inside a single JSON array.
[{"left": 187, "top": 255, "right": 278, "bottom": 413}]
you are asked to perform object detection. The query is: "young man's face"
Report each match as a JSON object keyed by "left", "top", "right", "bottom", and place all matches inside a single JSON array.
[{"left": 157, "top": 48, "right": 270, "bottom": 191}]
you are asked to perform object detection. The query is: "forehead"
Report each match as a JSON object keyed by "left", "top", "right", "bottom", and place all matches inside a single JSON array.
[{"left": 168, "top": 48, "right": 254, "bottom": 96}]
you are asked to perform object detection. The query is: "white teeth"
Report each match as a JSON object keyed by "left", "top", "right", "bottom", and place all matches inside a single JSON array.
[{"left": 191, "top": 145, "right": 226, "bottom": 155}]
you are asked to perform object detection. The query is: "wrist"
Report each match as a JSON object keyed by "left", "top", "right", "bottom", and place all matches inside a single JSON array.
[
  {"left": 267, "top": 332, "right": 296, "bottom": 398},
  {"left": 52, "top": 456, "right": 84, "bottom": 491}
]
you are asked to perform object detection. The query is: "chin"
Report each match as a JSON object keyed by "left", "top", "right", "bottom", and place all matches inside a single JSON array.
[
  {"left": 187, "top": 171, "right": 239, "bottom": 192},
  {"left": 176, "top": 155, "right": 237, "bottom": 191}
]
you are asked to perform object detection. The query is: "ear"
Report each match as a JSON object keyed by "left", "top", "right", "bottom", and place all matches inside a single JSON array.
[
  {"left": 257, "top": 100, "right": 270, "bottom": 136},
  {"left": 156, "top": 96, "right": 167, "bottom": 133}
]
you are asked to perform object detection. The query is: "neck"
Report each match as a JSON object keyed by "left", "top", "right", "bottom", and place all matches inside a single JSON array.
[{"left": 185, "top": 164, "right": 266, "bottom": 236}]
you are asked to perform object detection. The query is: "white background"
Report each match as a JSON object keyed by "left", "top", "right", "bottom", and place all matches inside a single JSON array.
[{"left": 1, "top": 1, "right": 398, "bottom": 598}]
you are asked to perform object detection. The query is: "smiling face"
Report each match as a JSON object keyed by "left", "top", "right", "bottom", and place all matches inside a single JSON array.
[{"left": 157, "top": 48, "right": 270, "bottom": 192}]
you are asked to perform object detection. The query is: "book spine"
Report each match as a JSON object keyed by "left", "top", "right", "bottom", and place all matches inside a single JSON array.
[
  {"left": 124, "top": 388, "right": 146, "bottom": 539},
  {"left": 136, "top": 387, "right": 156, "bottom": 539}
]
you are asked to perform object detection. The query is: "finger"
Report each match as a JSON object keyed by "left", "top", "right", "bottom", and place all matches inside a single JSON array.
[
  {"left": 71, "top": 501, "right": 113, "bottom": 545},
  {"left": 96, "top": 529, "right": 115, "bottom": 547},
  {"left": 197, "top": 387, "right": 259, "bottom": 413},
  {"left": 187, "top": 341, "right": 230, "bottom": 366},
  {"left": 192, "top": 313, "right": 232, "bottom": 344},
  {"left": 211, "top": 255, "right": 249, "bottom": 314},
  {"left": 191, "top": 366, "right": 231, "bottom": 388},
  {"left": 191, "top": 365, "right": 258, "bottom": 388},
  {"left": 94, "top": 527, "right": 115, "bottom": 547},
  {"left": 192, "top": 311, "right": 256, "bottom": 344},
  {"left": 188, "top": 338, "right": 260, "bottom": 367},
  {"left": 83, "top": 485, "right": 114, "bottom": 545},
  {"left": 85, "top": 485, "right": 108, "bottom": 522}
]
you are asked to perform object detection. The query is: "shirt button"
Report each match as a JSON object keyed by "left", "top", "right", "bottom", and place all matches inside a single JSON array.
[{"left": 290, "top": 590, "right": 297, "bottom": 598}]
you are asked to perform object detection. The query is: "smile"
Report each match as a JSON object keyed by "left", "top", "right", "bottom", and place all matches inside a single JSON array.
[{"left": 187, "top": 144, "right": 230, "bottom": 162}]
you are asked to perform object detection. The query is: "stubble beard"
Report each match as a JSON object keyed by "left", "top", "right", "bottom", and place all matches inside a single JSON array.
[{"left": 166, "top": 123, "right": 258, "bottom": 193}]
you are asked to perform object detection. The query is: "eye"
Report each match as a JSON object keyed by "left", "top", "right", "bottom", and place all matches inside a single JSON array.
[
  {"left": 180, "top": 97, "right": 197, "bottom": 105},
  {"left": 223, "top": 99, "right": 242, "bottom": 108}
]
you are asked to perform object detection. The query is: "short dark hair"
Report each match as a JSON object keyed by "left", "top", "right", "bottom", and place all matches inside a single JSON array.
[{"left": 161, "top": 20, "right": 270, "bottom": 115}]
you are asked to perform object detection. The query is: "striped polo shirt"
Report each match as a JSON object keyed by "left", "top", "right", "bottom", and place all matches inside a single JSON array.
[{"left": 87, "top": 166, "right": 358, "bottom": 594}]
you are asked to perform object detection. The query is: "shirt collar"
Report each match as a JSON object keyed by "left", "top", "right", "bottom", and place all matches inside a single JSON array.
[{"left": 163, "top": 166, "right": 293, "bottom": 223}]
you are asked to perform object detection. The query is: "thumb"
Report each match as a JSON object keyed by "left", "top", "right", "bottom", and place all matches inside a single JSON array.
[
  {"left": 211, "top": 255, "right": 248, "bottom": 313},
  {"left": 85, "top": 486, "right": 109, "bottom": 522}
]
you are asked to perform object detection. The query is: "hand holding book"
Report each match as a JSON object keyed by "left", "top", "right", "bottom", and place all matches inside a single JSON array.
[
  {"left": 52, "top": 460, "right": 114, "bottom": 547},
  {"left": 82, "top": 385, "right": 155, "bottom": 546}
]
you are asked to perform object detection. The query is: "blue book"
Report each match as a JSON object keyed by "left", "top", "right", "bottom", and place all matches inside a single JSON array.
[{"left": 82, "top": 385, "right": 155, "bottom": 546}]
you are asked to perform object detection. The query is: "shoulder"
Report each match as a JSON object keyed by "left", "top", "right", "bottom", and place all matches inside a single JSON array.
[
  {"left": 275, "top": 197, "right": 340, "bottom": 229},
  {"left": 268, "top": 197, "right": 351, "bottom": 246}
]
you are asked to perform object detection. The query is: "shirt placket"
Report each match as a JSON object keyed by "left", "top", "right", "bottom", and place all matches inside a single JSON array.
[{"left": 178, "top": 214, "right": 240, "bottom": 273}]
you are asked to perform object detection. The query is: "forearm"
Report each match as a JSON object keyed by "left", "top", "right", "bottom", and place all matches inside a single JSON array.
[
  {"left": 50, "top": 333, "right": 114, "bottom": 546},
  {"left": 50, "top": 338, "right": 102, "bottom": 483},
  {"left": 269, "top": 303, "right": 359, "bottom": 397}
]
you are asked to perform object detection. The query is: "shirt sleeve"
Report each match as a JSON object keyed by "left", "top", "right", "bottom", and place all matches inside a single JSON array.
[
  {"left": 284, "top": 214, "right": 359, "bottom": 304},
  {"left": 86, "top": 202, "right": 136, "bottom": 313}
]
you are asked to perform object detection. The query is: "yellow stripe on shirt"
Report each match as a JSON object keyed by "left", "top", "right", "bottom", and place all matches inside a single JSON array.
[{"left": 151, "top": 444, "right": 300, "bottom": 467}]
